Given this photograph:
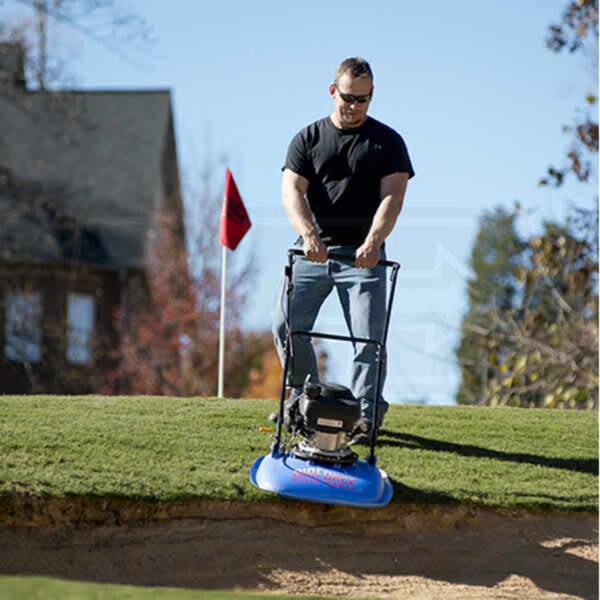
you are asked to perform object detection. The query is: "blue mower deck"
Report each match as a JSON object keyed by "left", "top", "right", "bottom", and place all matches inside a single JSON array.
[{"left": 250, "top": 450, "right": 393, "bottom": 508}]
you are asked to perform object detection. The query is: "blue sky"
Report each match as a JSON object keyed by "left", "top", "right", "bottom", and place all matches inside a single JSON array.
[{"left": 2, "top": 0, "right": 594, "bottom": 404}]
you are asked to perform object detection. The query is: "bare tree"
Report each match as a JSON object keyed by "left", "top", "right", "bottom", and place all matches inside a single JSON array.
[
  {"left": 1, "top": 0, "right": 153, "bottom": 88},
  {"left": 463, "top": 219, "right": 598, "bottom": 409}
]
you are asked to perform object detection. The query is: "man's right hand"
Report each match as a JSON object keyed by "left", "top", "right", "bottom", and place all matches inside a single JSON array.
[{"left": 303, "top": 233, "right": 328, "bottom": 263}]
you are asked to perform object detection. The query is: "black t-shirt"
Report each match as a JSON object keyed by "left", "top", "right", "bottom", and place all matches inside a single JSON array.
[{"left": 283, "top": 116, "right": 415, "bottom": 246}]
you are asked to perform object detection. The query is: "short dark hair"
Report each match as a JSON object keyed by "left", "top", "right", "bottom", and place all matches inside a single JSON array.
[{"left": 334, "top": 57, "right": 373, "bottom": 84}]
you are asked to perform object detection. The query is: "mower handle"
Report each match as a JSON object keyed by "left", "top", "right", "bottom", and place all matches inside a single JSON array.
[
  {"left": 288, "top": 248, "right": 400, "bottom": 270},
  {"left": 281, "top": 247, "right": 401, "bottom": 462}
]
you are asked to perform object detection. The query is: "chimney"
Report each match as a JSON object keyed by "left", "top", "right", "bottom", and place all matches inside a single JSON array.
[{"left": 0, "top": 42, "right": 26, "bottom": 89}]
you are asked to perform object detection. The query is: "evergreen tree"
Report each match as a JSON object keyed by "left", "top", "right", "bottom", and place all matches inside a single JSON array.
[{"left": 455, "top": 207, "right": 524, "bottom": 405}]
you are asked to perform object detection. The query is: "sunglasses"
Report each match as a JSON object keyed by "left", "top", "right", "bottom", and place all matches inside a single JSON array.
[{"left": 335, "top": 84, "right": 372, "bottom": 104}]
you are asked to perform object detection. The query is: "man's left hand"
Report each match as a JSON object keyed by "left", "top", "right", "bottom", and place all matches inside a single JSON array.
[{"left": 355, "top": 244, "right": 380, "bottom": 269}]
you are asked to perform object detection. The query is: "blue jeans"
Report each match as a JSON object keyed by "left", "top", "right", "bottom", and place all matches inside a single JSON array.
[{"left": 272, "top": 245, "right": 389, "bottom": 426}]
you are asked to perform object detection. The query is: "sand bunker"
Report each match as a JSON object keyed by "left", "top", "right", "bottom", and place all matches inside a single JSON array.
[{"left": 0, "top": 500, "right": 597, "bottom": 599}]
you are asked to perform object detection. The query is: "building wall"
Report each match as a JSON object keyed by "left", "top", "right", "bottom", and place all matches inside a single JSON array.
[{"left": 0, "top": 263, "right": 123, "bottom": 394}]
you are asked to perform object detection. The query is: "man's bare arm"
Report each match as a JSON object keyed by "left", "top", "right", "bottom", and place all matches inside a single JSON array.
[
  {"left": 282, "top": 168, "right": 327, "bottom": 262},
  {"left": 355, "top": 172, "right": 409, "bottom": 268}
]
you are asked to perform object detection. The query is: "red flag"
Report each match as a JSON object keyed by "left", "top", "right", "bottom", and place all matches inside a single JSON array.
[{"left": 219, "top": 168, "right": 251, "bottom": 250}]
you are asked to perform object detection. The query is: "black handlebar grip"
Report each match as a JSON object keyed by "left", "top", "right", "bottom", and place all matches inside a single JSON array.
[{"left": 288, "top": 248, "right": 399, "bottom": 270}]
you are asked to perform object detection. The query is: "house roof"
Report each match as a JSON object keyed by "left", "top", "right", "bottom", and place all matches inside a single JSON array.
[{"left": 0, "top": 80, "right": 177, "bottom": 269}]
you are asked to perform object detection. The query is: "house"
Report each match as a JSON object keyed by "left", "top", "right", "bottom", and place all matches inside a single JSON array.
[{"left": 0, "top": 42, "right": 186, "bottom": 394}]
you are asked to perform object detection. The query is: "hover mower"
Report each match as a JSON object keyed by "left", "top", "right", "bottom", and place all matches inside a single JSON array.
[{"left": 249, "top": 249, "right": 401, "bottom": 508}]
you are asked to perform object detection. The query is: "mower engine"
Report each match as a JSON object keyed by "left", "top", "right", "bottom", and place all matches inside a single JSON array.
[{"left": 290, "top": 378, "right": 361, "bottom": 465}]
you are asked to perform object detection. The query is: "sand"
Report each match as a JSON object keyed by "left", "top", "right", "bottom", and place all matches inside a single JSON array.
[{"left": 0, "top": 499, "right": 597, "bottom": 599}]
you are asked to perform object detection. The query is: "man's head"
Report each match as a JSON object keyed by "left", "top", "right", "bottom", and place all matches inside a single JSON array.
[{"left": 329, "top": 57, "right": 374, "bottom": 129}]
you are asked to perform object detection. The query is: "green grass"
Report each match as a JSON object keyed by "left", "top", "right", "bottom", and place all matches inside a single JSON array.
[
  {"left": 0, "top": 396, "right": 597, "bottom": 512},
  {"left": 0, "top": 576, "right": 329, "bottom": 600}
]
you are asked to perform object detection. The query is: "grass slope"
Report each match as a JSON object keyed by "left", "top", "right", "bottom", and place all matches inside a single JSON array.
[
  {"left": 0, "top": 396, "right": 597, "bottom": 511},
  {"left": 0, "top": 576, "right": 329, "bottom": 600}
]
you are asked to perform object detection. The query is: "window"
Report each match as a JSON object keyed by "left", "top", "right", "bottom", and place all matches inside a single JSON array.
[
  {"left": 5, "top": 293, "right": 42, "bottom": 362},
  {"left": 67, "top": 294, "right": 95, "bottom": 364}
]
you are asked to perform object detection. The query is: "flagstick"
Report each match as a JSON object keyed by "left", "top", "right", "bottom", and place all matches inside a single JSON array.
[{"left": 218, "top": 245, "right": 227, "bottom": 398}]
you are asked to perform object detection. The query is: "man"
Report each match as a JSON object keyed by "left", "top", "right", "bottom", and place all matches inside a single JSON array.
[{"left": 272, "top": 56, "right": 414, "bottom": 434}]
